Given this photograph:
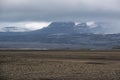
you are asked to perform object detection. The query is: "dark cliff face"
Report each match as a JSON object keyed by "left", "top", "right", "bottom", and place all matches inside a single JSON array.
[{"left": 49, "top": 22, "right": 75, "bottom": 27}]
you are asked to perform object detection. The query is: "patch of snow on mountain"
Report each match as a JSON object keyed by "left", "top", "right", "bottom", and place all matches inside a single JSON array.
[{"left": 86, "top": 21, "right": 98, "bottom": 28}]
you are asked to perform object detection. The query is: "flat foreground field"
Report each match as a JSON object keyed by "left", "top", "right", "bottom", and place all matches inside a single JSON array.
[{"left": 0, "top": 50, "right": 120, "bottom": 80}]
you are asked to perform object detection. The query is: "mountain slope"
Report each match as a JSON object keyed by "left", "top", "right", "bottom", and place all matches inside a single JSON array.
[{"left": 0, "top": 22, "right": 119, "bottom": 49}]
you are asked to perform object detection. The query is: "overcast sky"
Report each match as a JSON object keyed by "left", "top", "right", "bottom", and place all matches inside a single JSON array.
[{"left": 0, "top": 0, "right": 120, "bottom": 32}]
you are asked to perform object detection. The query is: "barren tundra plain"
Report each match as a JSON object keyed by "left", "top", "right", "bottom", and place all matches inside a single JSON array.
[{"left": 0, "top": 50, "right": 120, "bottom": 80}]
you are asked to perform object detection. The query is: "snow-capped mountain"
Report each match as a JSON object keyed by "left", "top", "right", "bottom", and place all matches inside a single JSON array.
[
  {"left": 0, "top": 21, "right": 105, "bottom": 34},
  {"left": 34, "top": 21, "right": 105, "bottom": 34}
]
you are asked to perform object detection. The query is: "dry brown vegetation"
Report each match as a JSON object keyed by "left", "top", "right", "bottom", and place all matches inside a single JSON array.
[{"left": 0, "top": 50, "right": 120, "bottom": 80}]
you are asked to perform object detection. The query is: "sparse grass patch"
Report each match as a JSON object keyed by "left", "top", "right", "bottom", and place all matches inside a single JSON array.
[{"left": 0, "top": 50, "right": 120, "bottom": 80}]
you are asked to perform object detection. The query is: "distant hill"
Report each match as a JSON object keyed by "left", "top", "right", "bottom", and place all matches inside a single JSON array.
[{"left": 0, "top": 26, "right": 29, "bottom": 32}]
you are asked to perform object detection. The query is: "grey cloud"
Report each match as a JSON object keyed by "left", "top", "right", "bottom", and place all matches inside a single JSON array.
[{"left": 0, "top": 0, "right": 120, "bottom": 22}]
